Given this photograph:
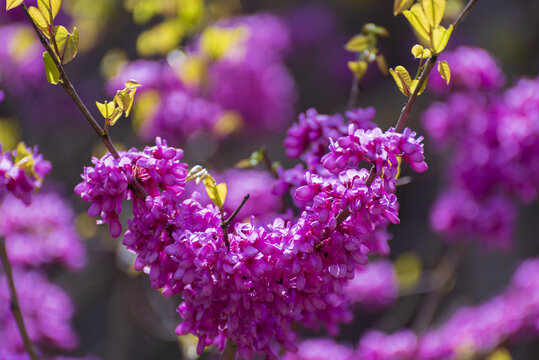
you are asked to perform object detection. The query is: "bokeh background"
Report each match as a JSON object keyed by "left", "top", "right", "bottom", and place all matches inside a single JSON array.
[{"left": 1, "top": 0, "right": 538, "bottom": 359}]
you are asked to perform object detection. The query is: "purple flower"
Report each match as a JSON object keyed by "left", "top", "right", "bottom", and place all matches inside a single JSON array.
[
  {"left": 343, "top": 260, "right": 398, "bottom": 310},
  {"left": 429, "top": 46, "right": 505, "bottom": 93},
  {"left": 0, "top": 270, "right": 78, "bottom": 352},
  {"left": 357, "top": 330, "right": 418, "bottom": 360},
  {"left": 0, "top": 192, "right": 86, "bottom": 269},
  {"left": 280, "top": 339, "right": 355, "bottom": 360}
]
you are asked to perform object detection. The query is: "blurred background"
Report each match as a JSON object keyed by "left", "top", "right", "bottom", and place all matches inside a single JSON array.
[{"left": 0, "top": 0, "right": 538, "bottom": 359}]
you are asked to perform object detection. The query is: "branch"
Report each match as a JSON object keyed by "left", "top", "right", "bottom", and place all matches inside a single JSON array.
[
  {"left": 0, "top": 238, "right": 39, "bottom": 360},
  {"left": 222, "top": 339, "right": 237, "bottom": 360},
  {"left": 20, "top": 3, "right": 148, "bottom": 200}
]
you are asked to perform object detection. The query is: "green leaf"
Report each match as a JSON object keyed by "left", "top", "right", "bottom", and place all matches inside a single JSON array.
[
  {"left": 6, "top": 0, "right": 24, "bottom": 11},
  {"left": 42, "top": 51, "right": 59, "bottom": 84},
  {"left": 344, "top": 34, "right": 370, "bottom": 52},
  {"left": 411, "top": 44, "right": 432, "bottom": 59},
  {"left": 437, "top": 60, "right": 451, "bottom": 84},
  {"left": 389, "top": 65, "right": 413, "bottom": 96},
  {"left": 28, "top": 6, "right": 50, "bottom": 38},
  {"left": 96, "top": 100, "right": 116, "bottom": 119},
  {"left": 420, "top": 0, "right": 445, "bottom": 28},
  {"left": 203, "top": 175, "right": 227, "bottom": 210},
  {"left": 114, "top": 80, "right": 141, "bottom": 117},
  {"left": 431, "top": 25, "right": 453, "bottom": 54},
  {"left": 403, "top": 4, "right": 431, "bottom": 44},
  {"left": 348, "top": 60, "right": 368, "bottom": 79},
  {"left": 393, "top": 0, "right": 414, "bottom": 16},
  {"left": 54, "top": 25, "right": 78, "bottom": 64}
]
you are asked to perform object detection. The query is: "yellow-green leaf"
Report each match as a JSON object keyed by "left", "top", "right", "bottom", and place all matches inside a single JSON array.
[
  {"left": 437, "top": 60, "right": 451, "bottom": 85},
  {"left": 393, "top": 0, "right": 414, "bottom": 16},
  {"left": 431, "top": 24, "right": 453, "bottom": 54},
  {"left": 348, "top": 60, "right": 368, "bottom": 79},
  {"left": 420, "top": 0, "right": 445, "bottom": 28},
  {"left": 124, "top": 79, "right": 142, "bottom": 89},
  {"left": 344, "top": 34, "right": 370, "bottom": 52},
  {"left": 96, "top": 100, "right": 116, "bottom": 119},
  {"left": 54, "top": 25, "right": 78, "bottom": 64},
  {"left": 6, "top": 0, "right": 24, "bottom": 11},
  {"left": 42, "top": 51, "right": 59, "bottom": 84},
  {"left": 108, "top": 107, "right": 123, "bottom": 126},
  {"left": 403, "top": 4, "right": 431, "bottom": 44},
  {"left": 389, "top": 65, "right": 413, "bottom": 96},
  {"left": 410, "top": 77, "right": 428, "bottom": 95},
  {"left": 114, "top": 90, "right": 134, "bottom": 117},
  {"left": 411, "top": 44, "right": 432, "bottom": 59},
  {"left": 362, "top": 23, "right": 389, "bottom": 37},
  {"left": 376, "top": 55, "right": 388, "bottom": 76},
  {"left": 203, "top": 175, "right": 227, "bottom": 210},
  {"left": 28, "top": 6, "right": 50, "bottom": 38}
]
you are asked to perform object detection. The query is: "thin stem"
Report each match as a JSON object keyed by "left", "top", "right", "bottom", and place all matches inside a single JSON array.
[
  {"left": 260, "top": 147, "right": 278, "bottom": 179},
  {"left": 222, "top": 339, "right": 237, "bottom": 360},
  {"left": 347, "top": 75, "right": 362, "bottom": 110},
  {"left": 225, "top": 194, "right": 250, "bottom": 227},
  {"left": 411, "top": 242, "right": 468, "bottom": 334},
  {"left": 20, "top": 3, "right": 148, "bottom": 200},
  {"left": 453, "top": 0, "right": 479, "bottom": 29},
  {"left": 0, "top": 238, "right": 39, "bottom": 360}
]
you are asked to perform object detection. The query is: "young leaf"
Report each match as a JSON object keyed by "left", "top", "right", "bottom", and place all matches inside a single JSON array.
[
  {"left": 362, "top": 23, "right": 389, "bottom": 37},
  {"left": 42, "top": 51, "right": 59, "bottom": 84},
  {"left": 108, "top": 107, "right": 123, "bottom": 126},
  {"left": 437, "top": 60, "right": 451, "bottom": 84},
  {"left": 344, "top": 35, "right": 370, "bottom": 52},
  {"left": 203, "top": 175, "right": 227, "bottom": 210},
  {"left": 393, "top": 0, "right": 414, "bottom": 16},
  {"left": 420, "top": 0, "right": 445, "bottom": 28},
  {"left": 41, "top": 0, "right": 61, "bottom": 20},
  {"left": 28, "top": 6, "right": 51, "bottom": 38},
  {"left": 389, "top": 65, "right": 413, "bottom": 96},
  {"left": 411, "top": 44, "right": 432, "bottom": 59},
  {"left": 6, "top": 0, "right": 24, "bottom": 11},
  {"left": 124, "top": 80, "right": 142, "bottom": 89},
  {"left": 376, "top": 55, "right": 389, "bottom": 76},
  {"left": 348, "top": 60, "right": 368, "bottom": 79},
  {"left": 96, "top": 100, "right": 116, "bottom": 119},
  {"left": 431, "top": 25, "right": 453, "bottom": 54},
  {"left": 55, "top": 25, "right": 79, "bottom": 64},
  {"left": 403, "top": 4, "right": 431, "bottom": 44},
  {"left": 410, "top": 77, "right": 428, "bottom": 95}
]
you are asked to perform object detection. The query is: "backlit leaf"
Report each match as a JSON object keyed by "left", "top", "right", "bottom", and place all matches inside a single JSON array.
[
  {"left": 37, "top": 0, "right": 61, "bottom": 23},
  {"left": 410, "top": 77, "right": 428, "bottom": 95},
  {"left": 437, "top": 60, "right": 451, "bottom": 84},
  {"left": 393, "top": 0, "right": 414, "bottom": 16},
  {"left": 6, "top": 0, "right": 23, "bottom": 11},
  {"left": 431, "top": 25, "right": 453, "bottom": 54},
  {"left": 54, "top": 25, "right": 78, "bottom": 64},
  {"left": 411, "top": 44, "right": 432, "bottom": 59},
  {"left": 389, "top": 65, "right": 413, "bottom": 96},
  {"left": 203, "top": 175, "right": 227, "bottom": 210},
  {"left": 361, "top": 23, "right": 389, "bottom": 37},
  {"left": 28, "top": 6, "right": 50, "bottom": 38},
  {"left": 42, "top": 51, "right": 59, "bottom": 84},
  {"left": 403, "top": 4, "right": 431, "bottom": 44},
  {"left": 108, "top": 107, "right": 123, "bottom": 126},
  {"left": 420, "top": 0, "right": 445, "bottom": 28},
  {"left": 376, "top": 55, "right": 388, "bottom": 76},
  {"left": 96, "top": 100, "right": 116, "bottom": 119},
  {"left": 344, "top": 34, "right": 370, "bottom": 52},
  {"left": 348, "top": 60, "right": 368, "bottom": 79}
]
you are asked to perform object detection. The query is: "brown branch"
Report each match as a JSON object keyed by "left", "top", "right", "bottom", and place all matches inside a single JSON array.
[
  {"left": 0, "top": 238, "right": 39, "bottom": 360},
  {"left": 260, "top": 147, "right": 278, "bottom": 179},
  {"left": 453, "top": 0, "right": 480, "bottom": 29},
  {"left": 20, "top": 3, "right": 148, "bottom": 200}
]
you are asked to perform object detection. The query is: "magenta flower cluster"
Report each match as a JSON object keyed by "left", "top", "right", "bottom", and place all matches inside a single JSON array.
[
  {"left": 423, "top": 53, "right": 539, "bottom": 247},
  {"left": 0, "top": 142, "right": 51, "bottom": 205},
  {"left": 108, "top": 13, "right": 296, "bottom": 143},
  {"left": 75, "top": 114, "right": 428, "bottom": 358},
  {"left": 283, "top": 257, "right": 539, "bottom": 359},
  {"left": 0, "top": 192, "right": 86, "bottom": 269}
]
